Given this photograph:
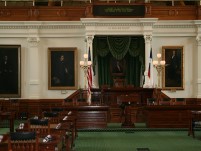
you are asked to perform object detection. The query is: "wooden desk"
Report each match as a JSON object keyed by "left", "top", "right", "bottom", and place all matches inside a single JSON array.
[
  {"left": 0, "top": 111, "right": 14, "bottom": 132},
  {"left": 117, "top": 94, "right": 141, "bottom": 128},
  {"left": 188, "top": 110, "right": 201, "bottom": 138},
  {"left": 62, "top": 106, "right": 109, "bottom": 129},
  {"left": 51, "top": 123, "right": 73, "bottom": 151},
  {"left": 0, "top": 134, "right": 8, "bottom": 151},
  {"left": 39, "top": 134, "right": 63, "bottom": 151},
  {"left": 145, "top": 105, "right": 201, "bottom": 128},
  {"left": 0, "top": 134, "right": 63, "bottom": 151},
  {"left": 16, "top": 122, "right": 73, "bottom": 151},
  {"left": 101, "top": 87, "right": 154, "bottom": 105}
]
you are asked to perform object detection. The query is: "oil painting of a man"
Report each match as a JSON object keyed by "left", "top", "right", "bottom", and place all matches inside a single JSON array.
[
  {"left": 163, "top": 46, "right": 183, "bottom": 89},
  {"left": 0, "top": 45, "right": 20, "bottom": 97},
  {"left": 48, "top": 48, "right": 77, "bottom": 90}
]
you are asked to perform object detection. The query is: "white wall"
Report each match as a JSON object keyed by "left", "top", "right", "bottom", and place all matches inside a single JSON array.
[
  {"left": 0, "top": 19, "right": 200, "bottom": 99},
  {"left": 38, "top": 37, "right": 86, "bottom": 98},
  {"left": 152, "top": 36, "right": 195, "bottom": 98}
]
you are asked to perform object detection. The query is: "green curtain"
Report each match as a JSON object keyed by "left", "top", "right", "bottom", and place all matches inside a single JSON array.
[{"left": 93, "top": 36, "right": 145, "bottom": 87}]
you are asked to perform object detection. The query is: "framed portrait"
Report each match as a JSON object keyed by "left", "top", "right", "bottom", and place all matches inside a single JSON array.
[
  {"left": 110, "top": 57, "right": 126, "bottom": 77},
  {"left": 162, "top": 46, "right": 184, "bottom": 90},
  {"left": 0, "top": 45, "right": 21, "bottom": 98},
  {"left": 48, "top": 47, "right": 78, "bottom": 90}
]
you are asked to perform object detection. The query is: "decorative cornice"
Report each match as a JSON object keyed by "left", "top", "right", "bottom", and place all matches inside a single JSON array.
[
  {"left": 0, "top": 25, "right": 84, "bottom": 29},
  {"left": 0, "top": 19, "right": 199, "bottom": 37},
  {"left": 83, "top": 23, "right": 144, "bottom": 27},
  {"left": 81, "top": 18, "right": 158, "bottom": 27},
  {"left": 154, "top": 20, "right": 195, "bottom": 29},
  {"left": 154, "top": 25, "right": 195, "bottom": 28}
]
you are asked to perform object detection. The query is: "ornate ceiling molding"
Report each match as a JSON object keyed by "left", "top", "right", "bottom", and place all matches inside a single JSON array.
[
  {"left": 153, "top": 20, "right": 197, "bottom": 36},
  {"left": 0, "top": 21, "right": 85, "bottom": 38},
  {"left": 0, "top": 19, "right": 200, "bottom": 38},
  {"left": 0, "top": 25, "right": 85, "bottom": 29},
  {"left": 81, "top": 18, "right": 158, "bottom": 36}
]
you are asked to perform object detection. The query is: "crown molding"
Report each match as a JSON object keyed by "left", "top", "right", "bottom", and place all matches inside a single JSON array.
[{"left": 0, "top": 19, "right": 200, "bottom": 37}]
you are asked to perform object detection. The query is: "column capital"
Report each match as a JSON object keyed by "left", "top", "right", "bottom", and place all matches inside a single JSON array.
[
  {"left": 144, "top": 34, "right": 152, "bottom": 43},
  {"left": 85, "top": 35, "right": 94, "bottom": 45},
  {"left": 196, "top": 35, "right": 201, "bottom": 46},
  {"left": 27, "top": 37, "right": 40, "bottom": 47}
]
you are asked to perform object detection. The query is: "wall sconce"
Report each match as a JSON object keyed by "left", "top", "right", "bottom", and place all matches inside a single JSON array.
[
  {"left": 79, "top": 53, "right": 92, "bottom": 89},
  {"left": 153, "top": 53, "right": 166, "bottom": 88}
]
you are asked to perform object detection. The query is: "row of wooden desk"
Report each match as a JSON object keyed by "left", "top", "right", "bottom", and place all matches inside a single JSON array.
[
  {"left": 145, "top": 105, "right": 201, "bottom": 128},
  {"left": 1, "top": 104, "right": 201, "bottom": 150},
  {"left": 145, "top": 105, "right": 201, "bottom": 140},
  {"left": 0, "top": 133, "right": 63, "bottom": 151},
  {"left": 0, "top": 110, "right": 77, "bottom": 151}
]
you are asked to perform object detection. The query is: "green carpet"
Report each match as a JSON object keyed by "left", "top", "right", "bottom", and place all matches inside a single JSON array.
[
  {"left": 0, "top": 120, "right": 23, "bottom": 134},
  {"left": 74, "top": 131, "right": 201, "bottom": 151},
  {"left": 75, "top": 123, "right": 201, "bottom": 151}
]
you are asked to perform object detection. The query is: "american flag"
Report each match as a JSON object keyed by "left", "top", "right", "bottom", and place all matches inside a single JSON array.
[
  {"left": 87, "top": 47, "right": 92, "bottom": 98},
  {"left": 148, "top": 48, "right": 152, "bottom": 79}
]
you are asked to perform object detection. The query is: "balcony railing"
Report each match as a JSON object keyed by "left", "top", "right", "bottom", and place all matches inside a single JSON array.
[
  {"left": 0, "top": 0, "right": 200, "bottom": 21},
  {"left": 0, "top": 0, "right": 200, "bottom": 7}
]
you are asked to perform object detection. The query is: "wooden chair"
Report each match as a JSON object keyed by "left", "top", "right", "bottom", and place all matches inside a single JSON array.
[
  {"left": 43, "top": 110, "right": 74, "bottom": 151},
  {"left": 8, "top": 131, "right": 39, "bottom": 151},
  {"left": 159, "top": 97, "right": 171, "bottom": 105},
  {"left": 43, "top": 111, "right": 61, "bottom": 124},
  {"left": 59, "top": 110, "right": 77, "bottom": 148},
  {"left": 28, "top": 119, "right": 50, "bottom": 137},
  {"left": 188, "top": 110, "right": 201, "bottom": 138},
  {"left": 126, "top": 84, "right": 134, "bottom": 88},
  {"left": 147, "top": 98, "right": 156, "bottom": 105},
  {"left": 101, "top": 84, "right": 110, "bottom": 89},
  {"left": 113, "top": 78, "right": 126, "bottom": 88},
  {"left": 91, "top": 90, "right": 102, "bottom": 105},
  {"left": 172, "top": 98, "right": 186, "bottom": 105}
]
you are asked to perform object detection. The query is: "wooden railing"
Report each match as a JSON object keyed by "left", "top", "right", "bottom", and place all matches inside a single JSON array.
[
  {"left": 0, "top": 1, "right": 200, "bottom": 21},
  {"left": 0, "top": 0, "right": 199, "bottom": 7}
]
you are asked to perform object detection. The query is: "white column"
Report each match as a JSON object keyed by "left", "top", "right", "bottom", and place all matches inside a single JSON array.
[
  {"left": 196, "top": 35, "right": 201, "bottom": 98},
  {"left": 86, "top": 35, "right": 97, "bottom": 88},
  {"left": 27, "top": 36, "right": 41, "bottom": 99},
  {"left": 86, "top": 35, "right": 94, "bottom": 62},
  {"left": 143, "top": 34, "right": 152, "bottom": 88}
]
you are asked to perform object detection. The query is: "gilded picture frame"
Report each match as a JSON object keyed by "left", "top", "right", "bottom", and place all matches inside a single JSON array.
[
  {"left": 162, "top": 46, "right": 184, "bottom": 90},
  {"left": 48, "top": 47, "right": 78, "bottom": 90},
  {"left": 0, "top": 45, "right": 21, "bottom": 98}
]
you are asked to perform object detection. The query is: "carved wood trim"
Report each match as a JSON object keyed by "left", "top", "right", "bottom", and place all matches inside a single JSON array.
[{"left": 0, "top": 5, "right": 201, "bottom": 21}]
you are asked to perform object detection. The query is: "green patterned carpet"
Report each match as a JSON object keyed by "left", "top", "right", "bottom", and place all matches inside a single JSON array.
[{"left": 74, "top": 123, "right": 201, "bottom": 151}]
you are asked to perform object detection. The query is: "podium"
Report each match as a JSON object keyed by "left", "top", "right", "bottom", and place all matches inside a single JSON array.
[{"left": 117, "top": 94, "right": 141, "bottom": 128}]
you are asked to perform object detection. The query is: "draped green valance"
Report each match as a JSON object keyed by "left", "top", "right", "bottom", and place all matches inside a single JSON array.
[
  {"left": 93, "top": 36, "right": 144, "bottom": 66},
  {"left": 93, "top": 36, "right": 144, "bottom": 57},
  {"left": 93, "top": 36, "right": 145, "bottom": 87}
]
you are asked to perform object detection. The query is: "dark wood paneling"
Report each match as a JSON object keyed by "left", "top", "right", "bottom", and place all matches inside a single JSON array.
[
  {"left": 145, "top": 105, "right": 201, "bottom": 128},
  {"left": 0, "top": 4, "right": 200, "bottom": 21},
  {"left": 76, "top": 110, "right": 108, "bottom": 129},
  {"left": 0, "top": 6, "right": 86, "bottom": 21},
  {"left": 146, "top": 6, "right": 197, "bottom": 20},
  {"left": 18, "top": 99, "right": 64, "bottom": 118},
  {"left": 62, "top": 105, "right": 109, "bottom": 129},
  {"left": 102, "top": 87, "right": 155, "bottom": 105}
]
